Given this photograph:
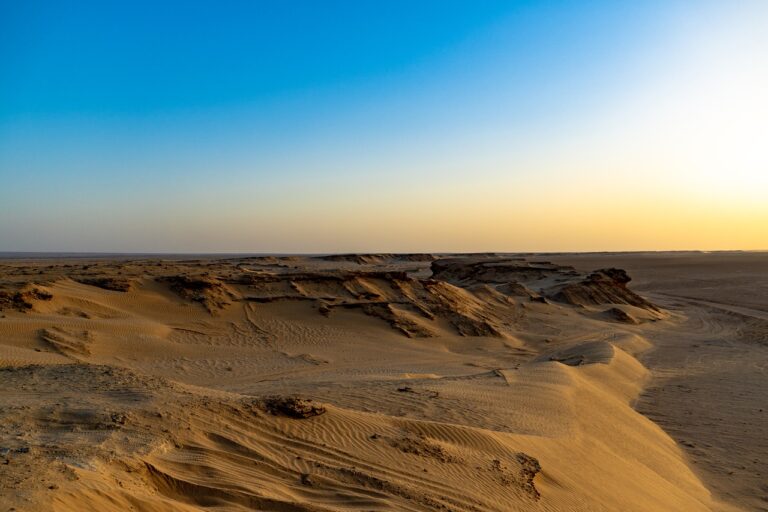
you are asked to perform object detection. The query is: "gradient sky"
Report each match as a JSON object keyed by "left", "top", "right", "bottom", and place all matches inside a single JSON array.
[{"left": 1, "top": 0, "right": 766, "bottom": 252}]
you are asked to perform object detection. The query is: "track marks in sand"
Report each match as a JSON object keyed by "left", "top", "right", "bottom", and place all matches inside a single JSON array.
[{"left": 637, "top": 296, "right": 768, "bottom": 511}]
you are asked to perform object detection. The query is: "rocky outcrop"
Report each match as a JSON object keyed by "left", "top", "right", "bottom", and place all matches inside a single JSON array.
[
  {"left": 75, "top": 277, "right": 133, "bottom": 292},
  {"left": 428, "top": 257, "right": 659, "bottom": 315},
  {"left": 0, "top": 286, "right": 53, "bottom": 312},
  {"left": 344, "top": 302, "right": 437, "bottom": 338},
  {"left": 604, "top": 306, "right": 639, "bottom": 324},
  {"left": 515, "top": 453, "right": 542, "bottom": 500},
  {"left": 233, "top": 270, "right": 515, "bottom": 338},
  {"left": 262, "top": 396, "right": 326, "bottom": 418},
  {"left": 316, "top": 253, "right": 437, "bottom": 264},
  {"left": 158, "top": 275, "right": 237, "bottom": 314},
  {"left": 421, "top": 280, "right": 507, "bottom": 337},
  {"left": 550, "top": 268, "right": 659, "bottom": 312},
  {"left": 497, "top": 281, "right": 542, "bottom": 300},
  {"left": 430, "top": 257, "right": 576, "bottom": 285}
]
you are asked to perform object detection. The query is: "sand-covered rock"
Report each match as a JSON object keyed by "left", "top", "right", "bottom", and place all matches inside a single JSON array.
[
  {"left": 604, "top": 306, "right": 639, "bottom": 324},
  {"left": 316, "top": 253, "right": 437, "bottom": 264},
  {"left": 0, "top": 285, "right": 53, "bottom": 312},
  {"left": 262, "top": 396, "right": 326, "bottom": 418},
  {"left": 550, "top": 268, "right": 660, "bottom": 312},
  {"left": 75, "top": 276, "right": 133, "bottom": 292},
  {"left": 158, "top": 274, "right": 238, "bottom": 313},
  {"left": 430, "top": 257, "right": 574, "bottom": 285}
]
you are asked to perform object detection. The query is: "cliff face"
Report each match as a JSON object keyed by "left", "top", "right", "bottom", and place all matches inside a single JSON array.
[
  {"left": 315, "top": 253, "right": 437, "bottom": 264},
  {"left": 430, "top": 257, "right": 576, "bottom": 285},
  {"left": 550, "top": 268, "right": 660, "bottom": 312},
  {"left": 0, "top": 254, "right": 661, "bottom": 338},
  {"left": 430, "top": 257, "right": 660, "bottom": 314},
  {"left": 229, "top": 269, "right": 520, "bottom": 338}
]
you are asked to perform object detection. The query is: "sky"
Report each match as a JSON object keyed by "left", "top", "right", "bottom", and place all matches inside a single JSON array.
[{"left": 1, "top": 0, "right": 766, "bottom": 253}]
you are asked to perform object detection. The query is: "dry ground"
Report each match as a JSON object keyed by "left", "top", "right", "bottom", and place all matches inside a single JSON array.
[{"left": 1, "top": 252, "right": 764, "bottom": 511}]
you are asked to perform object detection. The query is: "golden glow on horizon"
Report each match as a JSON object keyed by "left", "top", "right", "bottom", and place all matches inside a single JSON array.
[{"left": 2, "top": 2, "right": 766, "bottom": 253}]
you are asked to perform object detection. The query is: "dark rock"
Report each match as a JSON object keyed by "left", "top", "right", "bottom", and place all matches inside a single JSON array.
[
  {"left": 516, "top": 452, "right": 542, "bottom": 499},
  {"left": 75, "top": 277, "right": 133, "bottom": 292},
  {"left": 158, "top": 275, "right": 236, "bottom": 313},
  {"left": 263, "top": 396, "right": 326, "bottom": 419},
  {"left": 0, "top": 286, "right": 53, "bottom": 311},
  {"left": 550, "top": 268, "right": 659, "bottom": 312}
]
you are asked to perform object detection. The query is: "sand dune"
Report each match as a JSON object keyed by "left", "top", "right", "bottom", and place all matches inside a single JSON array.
[{"left": 1, "top": 253, "right": 764, "bottom": 511}]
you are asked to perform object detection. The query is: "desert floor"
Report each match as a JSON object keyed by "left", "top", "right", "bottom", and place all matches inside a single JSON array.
[{"left": 0, "top": 252, "right": 765, "bottom": 511}]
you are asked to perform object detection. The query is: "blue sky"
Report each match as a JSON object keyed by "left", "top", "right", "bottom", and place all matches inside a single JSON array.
[{"left": 1, "top": 1, "right": 766, "bottom": 252}]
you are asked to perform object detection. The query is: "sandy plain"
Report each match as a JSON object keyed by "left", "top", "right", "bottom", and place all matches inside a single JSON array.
[{"left": 0, "top": 252, "right": 765, "bottom": 511}]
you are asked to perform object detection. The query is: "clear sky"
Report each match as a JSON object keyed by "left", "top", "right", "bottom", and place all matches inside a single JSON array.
[{"left": 1, "top": 0, "right": 766, "bottom": 253}]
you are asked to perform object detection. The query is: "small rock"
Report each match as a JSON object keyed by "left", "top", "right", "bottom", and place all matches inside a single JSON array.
[
  {"left": 263, "top": 396, "right": 326, "bottom": 419},
  {"left": 111, "top": 413, "right": 127, "bottom": 425}
]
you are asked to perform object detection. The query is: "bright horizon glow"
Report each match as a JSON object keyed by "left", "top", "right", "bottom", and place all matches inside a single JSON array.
[{"left": 1, "top": 1, "right": 766, "bottom": 253}]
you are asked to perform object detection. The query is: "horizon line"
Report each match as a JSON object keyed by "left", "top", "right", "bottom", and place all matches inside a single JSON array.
[{"left": 1, "top": 249, "right": 765, "bottom": 260}]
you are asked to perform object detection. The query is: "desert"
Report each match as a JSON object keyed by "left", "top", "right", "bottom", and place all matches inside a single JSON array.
[
  {"left": 4, "top": 2, "right": 767, "bottom": 510},
  {"left": 1, "top": 252, "right": 766, "bottom": 511}
]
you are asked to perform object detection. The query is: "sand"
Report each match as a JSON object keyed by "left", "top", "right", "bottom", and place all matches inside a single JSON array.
[
  {"left": 549, "top": 252, "right": 768, "bottom": 511},
  {"left": 0, "top": 252, "right": 765, "bottom": 511}
]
